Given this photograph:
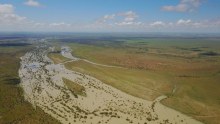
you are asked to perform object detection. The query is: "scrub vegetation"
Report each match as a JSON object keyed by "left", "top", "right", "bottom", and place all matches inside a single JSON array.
[
  {"left": 0, "top": 39, "right": 60, "bottom": 124},
  {"left": 63, "top": 78, "right": 86, "bottom": 97},
  {"left": 53, "top": 36, "right": 220, "bottom": 124},
  {"left": 1, "top": 35, "right": 220, "bottom": 124}
]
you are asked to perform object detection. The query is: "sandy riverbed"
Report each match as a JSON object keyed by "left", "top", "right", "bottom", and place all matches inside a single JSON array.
[{"left": 19, "top": 44, "right": 202, "bottom": 124}]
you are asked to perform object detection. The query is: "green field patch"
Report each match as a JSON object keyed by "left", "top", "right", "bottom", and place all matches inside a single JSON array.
[
  {"left": 0, "top": 45, "right": 60, "bottom": 124},
  {"left": 63, "top": 78, "right": 86, "bottom": 97},
  {"left": 57, "top": 37, "right": 220, "bottom": 124},
  {"left": 65, "top": 60, "right": 172, "bottom": 100},
  {"left": 48, "top": 52, "right": 71, "bottom": 64}
]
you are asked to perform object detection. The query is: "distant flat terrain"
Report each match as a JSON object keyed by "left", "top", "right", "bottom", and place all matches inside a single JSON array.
[
  {"left": 49, "top": 36, "right": 220, "bottom": 124},
  {"left": 0, "top": 34, "right": 220, "bottom": 124},
  {"left": 19, "top": 44, "right": 201, "bottom": 124}
]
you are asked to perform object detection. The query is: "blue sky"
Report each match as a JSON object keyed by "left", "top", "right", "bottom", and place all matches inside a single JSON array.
[{"left": 0, "top": 0, "right": 220, "bottom": 32}]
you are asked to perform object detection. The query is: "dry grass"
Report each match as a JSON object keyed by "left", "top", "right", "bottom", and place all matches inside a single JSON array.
[
  {"left": 48, "top": 52, "right": 70, "bottom": 64},
  {"left": 0, "top": 46, "right": 60, "bottom": 124},
  {"left": 162, "top": 75, "right": 220, "bottom": 124},
  {"left": 63, "top": 39, "right": 220, "bottom": 124},
  {"left": 65, "top": 60, "right": 172, "bottom": 100}
]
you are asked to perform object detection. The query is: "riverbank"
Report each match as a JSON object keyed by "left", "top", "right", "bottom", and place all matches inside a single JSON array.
[{"left": 19, "top": 44, "right": 202, "bottom": 124}]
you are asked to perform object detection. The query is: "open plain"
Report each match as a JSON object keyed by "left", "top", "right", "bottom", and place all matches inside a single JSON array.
[
  {"left": 1, "top": 34, "right": 220, "bottom": 124},
  {"left": 19, "top": 43, "right": 203, "bottom": 124}
]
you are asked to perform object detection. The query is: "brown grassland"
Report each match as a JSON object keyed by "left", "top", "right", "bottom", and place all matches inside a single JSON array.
[
  {"left": 48, "top": 38, "right": 220, "bottom": 124},
  {"left": 0, "top": 44, "right": 60, "bottom": 124},
  {"left": 1, "top": 37, "right": 219, "bottom": 124}
]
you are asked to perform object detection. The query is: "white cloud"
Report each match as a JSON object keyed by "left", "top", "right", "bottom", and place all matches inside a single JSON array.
[
  {"left": 103, "top": 14, "right": 115, "bottom": 20},
  {"left": 0, "top": 14, "right": 26, "bottom": 23},
  {"left": 0, "top": 4, "right": 14, "bottom": 14},
  {"left": 0, "top": 3, "right": 47, "bottom": 31},
  {"left": 114, "top": 11, "right": 140, "bottom": 26},
  {"left": 124, "top": 17, "right": 135, "bottom": 22},
  {"left": 88, "top": 11, "right": 220, "bottom": 32},
  {"left": 118, "top": 11, "right": 138, "bottom": 23},
  {"left": 150, "top": 21, "right": 165, "bottom": 27},
  {"left": 24, "top": 0, "right": 41, "bottom": 7},
  {"left": 176, "top": 19, "right": 202, "bottom": 27},
  {"left": 144, "top": 19, "right": 220, "bottom": 32},
  {"left": 33, "top": 22, "right": 46, "bottom": 27},
  {"left": 177, "top": 19, "right": 192, "bottom": 25},
  {"left": 49, "top": 22, "right": 71, "bottom": 27},
  {"left": 162, "top": 4, "right": 188, "bottom": 12},
  {"left": 96, "top": 11, "right": 141, "bottom": 27},
  {"left": 0, "top": 3, "right": 220, "bottom": 32},
  {"left": 0, "top": 3, "right": 27, "bottom": 25},
  {"left": 162, "top": 0, "right": 202, "bottom": 12},
  {"left": 115, "top": 21, "right": 142, "bottom": 26},
  {"left": 97, "top": 14, "right": 115, "bottom": 24},
  {"left": 119, "top": 11, "right": 137, "bottom": 19}
]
